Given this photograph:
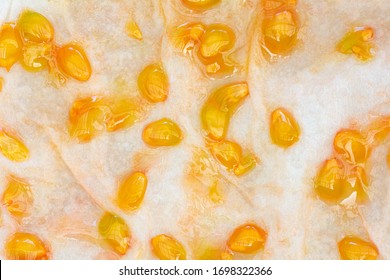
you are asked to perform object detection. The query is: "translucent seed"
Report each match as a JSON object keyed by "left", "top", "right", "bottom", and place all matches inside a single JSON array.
[
  {"left": 209, "top": 140, "right": 242, "bottom": 170},
  {"left": 98, "top": 212, "right": 131, "bottom": 255},
  {"left": 270, "top": 108, "right": 300, "bottom": 148},
  {"left": 181, "top": 0, "right": 221, "bottom": 11},
  {"left": 17, "top": 10, "right": 54, "bottom": 43},
  {"left": 117, "top": 172, "right": 147, "bottom": 212},
  {"left": 338, "top": 236, "right": 378, "bottom": 260},
  {"left": 5, "top": 232, "right": 49, "bottom": 260},
  {"left": 0, "top": 24, "right": 23, "bottom": 71},
  {"left": 105, "top": 97, "right": 144, "bottom": 132},
  {"left": 142, "top": 118, "right": 183, "bottom": 147},
  {"left": 233, "top": 154, "right": 257, "bottom": 176},
  {"left": 227, "top": 224, "right": 267, "bottom": 254},
  {"left": 262, "top": 9, "right": 299, "bottom": 58},
  {"left": 68, "top": 97, "right": 108, "bottom": 142},
  {"left": 138, "top": 63, "right": 169, "bottom": 103},
  {"left": 209, "top": 180, "right": 223, "bottom": 204},
  {"left": 168, "top": 22, "right": 205, "bottom": 54},
  {"left": 0, "top": 128, "right": 29, "bottom": 162},
  {"left": 21, "top": 42, "right": 52, "bottom": 72},
  {"left": 334, "top": 129, "right": 369, "bottom": 165},
  {"left": 314, "top": 158, "right": 353, "bottom": 204},
  {"left": 126, "top": 20, "right": 143, "bottom": 40},
  {"left": 201, "top": 82, "right": 249, "bottom": 140},
  {"left": 2, "top": 176, "right": 33, "bottom": 217},
  {"left": 199, "top": 24, "right": 236, "bottom": 58},
  {"left": 56, "top": 44, "right": 92, "bottom": 82},
  {"left": 337, "top": 27, "right": 374, "bottom": 61},
  {"left": 151, "top": 234, "right": 186, "bottom": 260}
]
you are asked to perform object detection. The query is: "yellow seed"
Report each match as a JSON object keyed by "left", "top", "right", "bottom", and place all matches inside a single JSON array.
[
  {"left": 338, "top": 236, "right": 378, "bottom": 260},
  {"left": 201, "top": 82, "right": 249, "bottom": 140},
  {"left": 117, "top": 172, "right": 147, "bottom": 212},
  {"left": 56, "top": 44, "right": 92, "bottom": 82},
  {"left": 348, "top": 166, "right": 369, "bottom": 204},
  {"left": 0, "top": 24, "right": 23, "bottom": 71},
  {"left": 151, "top": 234, "right": 186, "bottom": 260},
  {"left": 142, "top": 118, "right": 183, "bottom": 147},
  {"left": 337, "top": 27, "right": 375, "bottom": 61},
  {"left": 68, "top": 97, "right": 109, "bottom": 142},
  {"left": 5, "top": 232, "right": 49, "bottom": 260},
  {"left": 209, "top": 140, "right": 242, "bottom": 170},
  {"left": 270, "top": 108, "right": 300, "bottom": 148},
  {"left": 199, "top": 24, "right": 236, "bottom": 58},
  {"left": 0, "top": 128, "right": 29, "bottom": 162},
  {"left": 314, "top": 158, "right": 353, "bottom": 204},
  {"left": 334, "top": 129, "right": 369, "bottom": 165},
  {"left": 262, "top": 9, "right": 299, "bottom": 58},
  {"left": 227, "top": 224, "right": 267, "bottom": 254},
  {"left": 21, "top": 42, "right": 52, "bottom": 72},
  {"left": 138, "top": 63, "right": 169, "bottom": 103},
  {"left": 105, "top": 97, "right": 144, "bottom": 132},
  {"left": 17, "top": 10, "right": 54, "bottom": 43},
  {"left": 126, "top": 20, "right": 143, "bottom": 40},
  {"left": 168, "top": 22, "right": 205, "bottom": 54},
  {"left": 181, "top": 0, "right": 221, "bottom": 11},
  {"left": 2, "top": 176, "right": 33, "bottom": 217},
  {"left": 209, "top": 180, "right": 223, "bottom": 204},
  {"left": 98, "top": 212, "right": 131, "bottom": 255},
  {"left": 233, "top": 154, "right": 257, "bottom": 176}
]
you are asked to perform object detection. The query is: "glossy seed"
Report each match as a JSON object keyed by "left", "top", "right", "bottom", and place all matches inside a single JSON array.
[
  {"left": 126, "top": 20, "right": 143, "bottom": 40},
  {"left": 5, "top": 232, "right": 49, "bottom": 260},
  {"left": 0, "top": 128, "right": 29, "bottom": 162},
  {"left": 17, "top": 10, "right": 54, "bottom": 43},
  {"left": 2, "top": 176, "right": 33, "bottom": 217},
  {"left": 270, "top": 108, "right": 300, "bottom": 148},
  {"left": 209, "top": 140, "right": 242, "bottom": 170},
  {"left": 181, "top": 0, "right": 221, "bottom": 11},
  {"left": 262, "top": 9, "right": 299, "bottom": 58},
  {"left": 0, "top": 24, "right": 23, "bottom": 71},
  {"left": 56, "top": 44, "right": 91, "bottom": 81},
  {"left": 168, "top": 22, "right": 205, "bottom": 54},
  {"left": 334, "top": 130, "right": 369, "bottom": 165},
  {"left": 201, "top": 82, "right": 249, "bottom": 140},
  {"left": 151, "top": 234, "right": 186, "bottom": 260},
  {"left": 105, "top": 97, "right": 143, "bottom": 132},
  {"left": 227, "top": 224, "right": 267, "bottom": 254},
  {"left": 138, "top": 63, "right": 169, "bottom": 103},
  {"left": 314, "top": 158, "right": 353, "bottom": 204},
  {"left": 117, "top": 172, "right": 147, "bottom": 211},
  {"left": 142, "top": 118, "right": 183, "bottom": 147},
  {"left": 347, "top": 166, "right": 369, "bottom": 204},
  {"left": 338, "top": 236, "right": 378, "bottom": 260},
  {"left": 233, "top": 154, "right": 257, "bottom": 176},
  {"left": 98, "top": 212, "right": 131, "bottom": 255},
  {"left": 199, "top": 24, "right": 236, "bottom": 58},
  {"left": 68, "top": 97, "right": 108, "bottom": 142},
  {"left": 337, "top": 27, "right": 375, "bottom": 61}
]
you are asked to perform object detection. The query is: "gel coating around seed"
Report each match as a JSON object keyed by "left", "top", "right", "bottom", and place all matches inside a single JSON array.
[
  {"left": 338, "top": 236, "right": 379, "bottom": 260},
  {"left": 117, "top": 172, "right": 148, "bottom": 212},
  {"left": 151, "top": 234, "right": 186, "bottom": 260},
  {"left": 334, "top": 129, "right": 369, "bottom": 165},
  {"left": 5, "top": 232, "right": 49, "bottom": 260},
  {"left": 142, "top": 118, "right": 183, "bottom": 147},
  {"left": 227, "top": 224, "right": 267, "bottom": 254},
  {"left": 337, "top": 27, "right": 375, "bottom": 61},
  {"left": 98, "top": 212, "right": 131, "bottom": 255}
]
